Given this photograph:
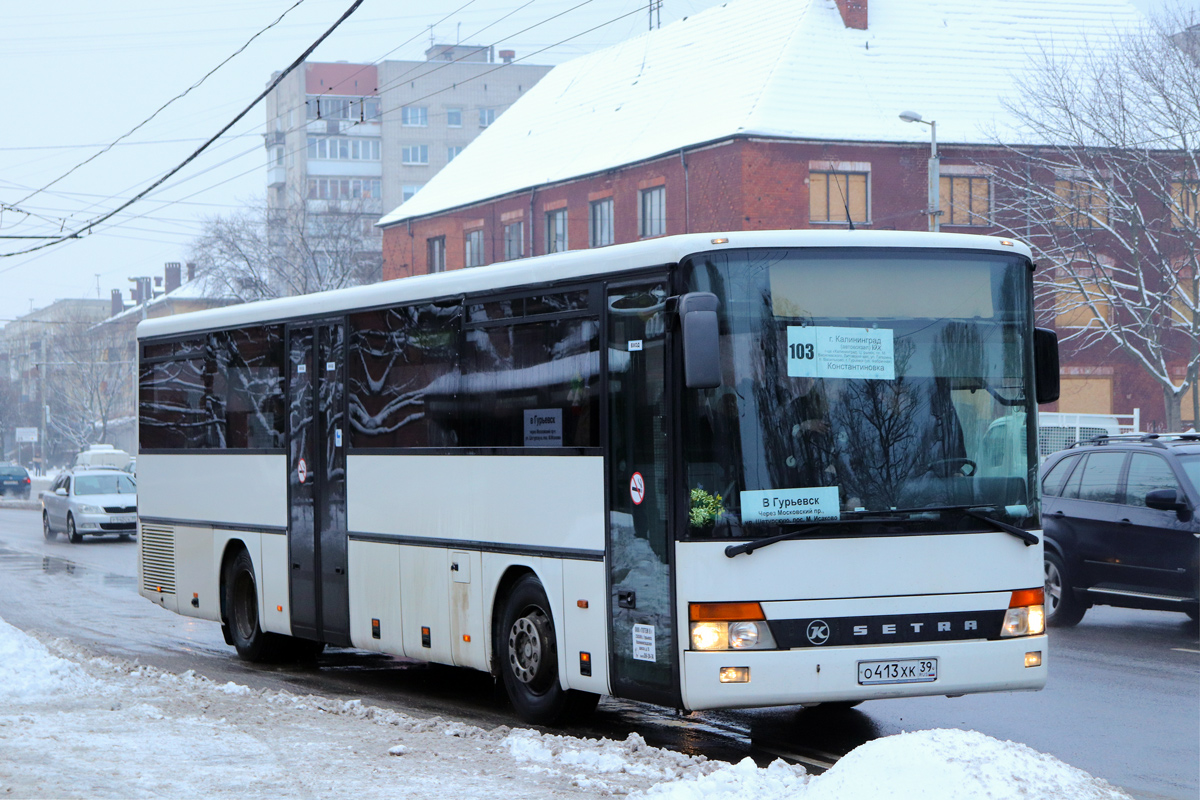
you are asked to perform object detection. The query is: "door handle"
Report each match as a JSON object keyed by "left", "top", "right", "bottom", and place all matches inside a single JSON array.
[
  {"left": 1052, "top": 511, "right": 1064, "bottom": 518},
  {"left": 1119, "top": 519, "right": 1132, "bottom": 526}
]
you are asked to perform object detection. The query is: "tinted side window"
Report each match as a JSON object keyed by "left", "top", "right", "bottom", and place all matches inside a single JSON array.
[
  {"left": 349, "top": 301, "right": 462, "bottom": 448},
  {"left": 140, "top": 326, "right": 284, "bottom": 450},
  {"left": 212, "top": 327, "right": 285, "bottom": 449},
  {"left": 455, "top": 317, "right": 600, "bottom": 448},
  {"left": 1041, "top": 454, "right": 1079, "bottom": 497},
  {"left": 1074, "top": 452, "right": 1126, "bottom": 503},
  {"left": 1124, "top": 453, "right": 1180, "bottom": 507},
  {"left": 139, "top": 357, "right": 217, "bottom": 449}
]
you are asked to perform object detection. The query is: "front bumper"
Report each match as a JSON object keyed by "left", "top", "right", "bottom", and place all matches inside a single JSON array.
[
  {"left": 74, "top": 512, "right": 137, "bottom": 534},
  {"left": 681, "top": 635, "right": 1047, "bottom": 710}
]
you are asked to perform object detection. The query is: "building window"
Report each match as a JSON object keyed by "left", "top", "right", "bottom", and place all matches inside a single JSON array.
[
  {"left": 306, "top": 178, "right": 381, "bottom": 200},
  {"left": 447, "top": 146, "right": 464, "bottom": 162},
  {"left": 307, "top": 95, "right": 370, "bottom": 121},
  {"left": 447, "top": 108, "right": 463, "bottom": 127},
  {"left": 306, "top": 137, "right": 380, "bottom": 161},
  {"left": 546, "top": 209, "right": 568, "bottom": 253},
  {"left": 1054, "top": 179, "right": 1109, "bottom": 228},
  {"left": 402, "top": 184, "right": 423, "bottom": 202},
  {"left": 402, "top": 145, "right": 429, "bottom": 165},
  {"left": 274, "top": 147, "right": 284, "bottom": 166},
  {"left": 589, "top": 198, "right": 613, "bottom": 247},
  {"left": 809, "top": 171, "right": 869, "bottom": 224},
  {"left": 401, "top": 106, "right": 428, "bottom": 127},
  {"left": 1055, "top": 266, "right": 1112, "bottom": 329},
  {"left": 427, "top": 237, "right": 446, "bottom": 273},
  {"left": 363, "top": 99, "right": 380, "bottom": 121},
  {"left": 1171, "top": 180, "right": 1199, "bottom": 228},
  {"left": 639, "top": 186, "right": 665, "bottom": 238},
  {"left": 464, "top": 230, "right": 485, "bottom": 267},
  {"left": 939, "top": 176, "right": 990, "bottom": 226},
  {"left": 479, "top": 108, "right": 496, "bottom": 128},
  {"left": 504, "top": 221, "right": 524, "bottom": 260}
]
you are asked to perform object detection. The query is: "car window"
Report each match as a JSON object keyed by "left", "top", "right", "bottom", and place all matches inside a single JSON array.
[
  {"left": 73, "top": 474, "right": 136, "bottom": 495},
  {"left": 1124, "top": 453, "right": 1180, "bottom": 507},
  {"left": 1072, "top": 452, "right": 1126, "bottom": 503},
  {"left": 63, "top": 477, "right": 71, "bottom": 494},
  {"left": 0, "top": 467, "right": 26, "bottom": 477},
  {"left": 1041, "top": 455, "right": 1079, "bottom": 498},
  {"left": 1179, "top": 455, "right": 1200, "bottom": 495}
]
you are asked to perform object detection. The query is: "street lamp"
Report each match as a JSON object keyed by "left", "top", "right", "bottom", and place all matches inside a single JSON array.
[{"left": 899, "top": 110, "right": 940, "bottom": 232}]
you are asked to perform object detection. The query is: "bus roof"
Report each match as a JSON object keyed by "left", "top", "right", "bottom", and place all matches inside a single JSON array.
[{"left": 137, "top": 230, "right": 1032, "bottom": 340}]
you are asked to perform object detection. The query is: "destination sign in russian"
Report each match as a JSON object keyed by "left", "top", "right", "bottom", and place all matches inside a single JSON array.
[
  {"left": 786, "top": 326, "right": 895, "bottom": 380},
  {"left": 740, "top": 486, "right": 840, "bottom": 525}
]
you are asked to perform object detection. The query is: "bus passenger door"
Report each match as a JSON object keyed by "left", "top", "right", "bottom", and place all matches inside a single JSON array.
[
  {"left": 606, "top": 280, "right": 679, "bottom": 707},
  {"left": 287, "top": 321, "right": 350, "bottom": 646}
]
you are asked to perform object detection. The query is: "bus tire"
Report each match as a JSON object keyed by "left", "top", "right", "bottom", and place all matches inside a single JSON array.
[
  {"left": 1044, "top": 551, "right": 1085, "bottom": 627},
  {"left": 223, "top": 548, "right": 287, "bottom": 662},
  {"left": 499, "top": 574, "right": 576, "bottom": 725}
]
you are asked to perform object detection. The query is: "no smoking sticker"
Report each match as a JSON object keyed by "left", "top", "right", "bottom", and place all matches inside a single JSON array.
[
  {"left": 629, "top": 472, "right": 645, "bottom": 505},
  {"left": 297, "top": 458, "right": 307, "bottom": 484}
]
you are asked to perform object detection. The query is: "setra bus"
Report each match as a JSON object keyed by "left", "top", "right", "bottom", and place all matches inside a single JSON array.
[{"left": 136, "top": 230, "right": 1056, "bottom": 723}]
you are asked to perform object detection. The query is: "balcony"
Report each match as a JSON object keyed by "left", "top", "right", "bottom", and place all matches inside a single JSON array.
[{"left": 267, "top": 165, "right": 286, "bottom": 188}]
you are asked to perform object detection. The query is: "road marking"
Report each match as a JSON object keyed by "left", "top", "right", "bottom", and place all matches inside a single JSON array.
[{"left": 1171, "top": 648, "right": 1199, "bottom": 653}]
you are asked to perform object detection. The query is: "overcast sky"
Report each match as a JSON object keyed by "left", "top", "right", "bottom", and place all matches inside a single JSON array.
[{"left": 0, "top": 0, "right": 1190, "bottom": 326}]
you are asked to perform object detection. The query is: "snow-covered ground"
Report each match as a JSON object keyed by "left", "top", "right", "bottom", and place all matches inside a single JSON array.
[{"left": 0, "top": 614, "right": 1132, "bottom": 799}]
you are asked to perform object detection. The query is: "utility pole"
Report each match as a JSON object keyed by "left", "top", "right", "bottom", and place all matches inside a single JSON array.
[{"left": 649, "top": 0, "right": 662, "bottom": 30}]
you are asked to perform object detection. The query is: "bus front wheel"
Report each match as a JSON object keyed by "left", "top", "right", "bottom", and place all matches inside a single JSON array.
[{"left": 499, "top": 575, "right": 597, "bottom": 724}]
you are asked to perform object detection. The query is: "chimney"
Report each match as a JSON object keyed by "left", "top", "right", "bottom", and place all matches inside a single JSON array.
[
  {"left": 165, "top": 262, "right": 182, "bottom": 293},
  {"left": 499, "top": 49, "right": 515, "bottom": 64},
  {"left": 110, "top": 289, "right": 124, "bottom": 318},
  {"left": 835, "top": 0, "right": 867, "bottom": 30},
  {"left": 186, "top": 262, "right": 196, "bottom": 282}
]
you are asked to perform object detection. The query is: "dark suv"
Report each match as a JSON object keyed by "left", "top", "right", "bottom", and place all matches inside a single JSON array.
[
  {"left": 1040, "top": 433, "right": 1200, "bottom": 626},
  {"left": 0, "top": 465, "right": 32, "bottom": 499}
]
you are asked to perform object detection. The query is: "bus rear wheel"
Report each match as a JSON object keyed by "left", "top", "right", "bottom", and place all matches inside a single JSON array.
[
  {"left": 222, "top": 548, "right": 311, "bottom": 663},
  {"left": 499, "top": 575, "right": 597, "bottom": 725}
]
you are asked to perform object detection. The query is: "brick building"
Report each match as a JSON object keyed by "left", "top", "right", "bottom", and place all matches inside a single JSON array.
[{"left": 378, "top": 0, "right": 1194, "bottom": 429}]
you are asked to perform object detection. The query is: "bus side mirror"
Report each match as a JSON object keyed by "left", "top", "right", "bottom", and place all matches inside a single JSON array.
[
  {"left": 1034, "top": 327, "right": 1059, "bottom": 405},
  {"left": 678, "top": 292, "right": 721, "bottom": 389}
]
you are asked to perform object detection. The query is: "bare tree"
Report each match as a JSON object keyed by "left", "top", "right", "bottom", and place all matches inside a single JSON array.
[
  {"left": 987, "top": 7, "right": 1200, "bottom": 429},
  {"left": 189, "top": 190, "right": 383, "bottom": 302},
  {"left": 41, "top": 312, "right": 133, "bottom": 452}
]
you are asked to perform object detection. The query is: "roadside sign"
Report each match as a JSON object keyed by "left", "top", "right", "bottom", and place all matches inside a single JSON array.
[{"left": 15, "top": 428, "right": 37, "bottom": 443}]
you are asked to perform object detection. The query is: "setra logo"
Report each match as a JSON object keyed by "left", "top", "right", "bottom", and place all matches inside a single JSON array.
[{"left": 806, "top": 620, "right": 831, "bottom": 645}]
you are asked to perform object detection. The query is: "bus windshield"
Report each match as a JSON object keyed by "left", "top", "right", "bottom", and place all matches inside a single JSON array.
[{"left": 682, "top": 247, "right": 1038, "bottom": 538}]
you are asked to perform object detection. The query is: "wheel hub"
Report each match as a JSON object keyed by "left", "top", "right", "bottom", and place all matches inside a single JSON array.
[{"left": 508, "top": 612, "right": 549, "bottom": 684}]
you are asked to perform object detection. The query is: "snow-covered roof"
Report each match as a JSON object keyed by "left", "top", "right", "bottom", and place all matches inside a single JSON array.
[
  {"left": 101, "top": 273, "right": 238, "bottom": 325},
  {"left": 379, "top": 0, "right": 1144, "bottom": 227}
]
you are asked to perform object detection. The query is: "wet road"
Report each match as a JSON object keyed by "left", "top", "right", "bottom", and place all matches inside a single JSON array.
[{"left": 1, "top": 508, "right": 1196, "bottom": 799}]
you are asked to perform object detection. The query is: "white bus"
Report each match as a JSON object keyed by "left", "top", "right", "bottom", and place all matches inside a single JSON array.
[{"left": 136, "top": 230, "right": 1055, "bottom": 723}]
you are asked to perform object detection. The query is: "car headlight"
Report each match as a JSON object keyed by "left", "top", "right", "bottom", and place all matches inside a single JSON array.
[
  {"left": 1000, "top": 588, "right": 1046, "bottom": 637},
  {"left": 689, "top": 603, "right": 778, "bottom": 650},
  {"left": 77, "top": 504, "right": 104, "bottom": 514}
]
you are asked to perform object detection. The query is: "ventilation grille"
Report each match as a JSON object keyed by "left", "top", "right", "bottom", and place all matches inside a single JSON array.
[{"left": 140, "top": 523, "right": 176, "bottom": 595}]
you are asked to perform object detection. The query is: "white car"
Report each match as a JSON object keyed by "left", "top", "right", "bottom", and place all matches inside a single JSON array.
[{"left": 42, "top": 468, "right": 138, "bottom": 543}]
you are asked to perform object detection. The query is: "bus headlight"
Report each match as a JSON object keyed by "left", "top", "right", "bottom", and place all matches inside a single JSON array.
[
  {"left": 1000, "top": 588, "right": 1046, "bottom": 637},
  {"left": 688, "top": 603, "right": 778, "bottom": 650}
]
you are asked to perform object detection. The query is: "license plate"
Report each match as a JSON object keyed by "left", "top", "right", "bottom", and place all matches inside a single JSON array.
[
  {"left": 110, "top": 514, "right": 136, "bottom": 524},
  {"left": 858, "top": 658, "right": 938, "bottom": 685}
]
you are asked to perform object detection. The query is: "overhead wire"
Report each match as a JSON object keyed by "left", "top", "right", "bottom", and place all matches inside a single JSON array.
[
  {"left": 8, "top": 1, "right": 311, "bottom": 212},
  {"left": 0, "top": 0, "right": 366, "bottom": 259}
]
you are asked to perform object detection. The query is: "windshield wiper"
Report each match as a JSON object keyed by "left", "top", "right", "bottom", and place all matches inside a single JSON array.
[
  {"left": 724, "top": 516, "right": 904, "bottom": 558},
  {"left": 963, "top": 508, "right": 1039, "bottom": 547}
]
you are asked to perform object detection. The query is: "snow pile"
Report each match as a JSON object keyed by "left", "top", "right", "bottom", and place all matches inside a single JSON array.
[
  {"left": 636, "top": 757, "right": 809, "bottom": 800},
  {"left": 0, "top": 615, "right": 1134, "bottom": 799},
  {"left": 0, "top": 616, "right": 94, "bottom": 701},
  {"left": 804, "top": 728, "right": 1131, "bottom": 800},
  {"left": 506, "top": 728, "right": 716, "bottom": 784}
]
